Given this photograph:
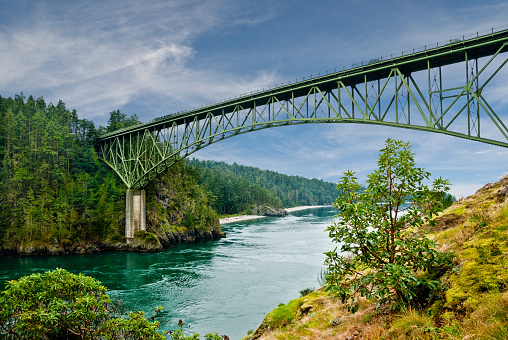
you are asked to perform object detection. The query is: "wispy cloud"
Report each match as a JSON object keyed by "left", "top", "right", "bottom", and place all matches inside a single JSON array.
[{"left": 0, "top": 0, "right": 281, "bottom": 122}]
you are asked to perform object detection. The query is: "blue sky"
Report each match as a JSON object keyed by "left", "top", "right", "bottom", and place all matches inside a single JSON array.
[{"left": 1, "top": 0, "right": 508, "bottom": 198}]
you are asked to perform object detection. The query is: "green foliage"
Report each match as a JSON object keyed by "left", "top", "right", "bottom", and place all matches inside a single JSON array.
[
  {"left": 188, "top": 158, "right": 338, "bottom": 214},
  {"left": 0, "top": 268, "right": 165, "bottom": 339},
  {"left": 438, "top": 192, "right": 456, "bottom": 210},
  {"left": 105, "top": 109, "right": 140, "bottom": 133},
  {"left": 324, "top": 139, "right": 454, "bottom": 310},
  {"left": 299, "top": 288, "right": 315, "bottom": 297},
  {"left": 0, "top": 95, "right": 220, "bottom": 250},
  {"left": 0, "top": 95, "right": 131, "bottom": 248},
  {"left": 146, "top": 162, "right": 220, "bottom": 235},
  {"left": 187, "top": 159, "right": 282, "bottom": 214},
  {"left": 135, "top": 230, "right": 161, "bottom": 245}
]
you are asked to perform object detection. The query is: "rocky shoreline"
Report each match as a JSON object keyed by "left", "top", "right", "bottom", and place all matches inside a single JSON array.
[
  {"left": 0, "top": 226, "right": 226, "bottom": 256},
  {"left": 0, "top": 206, "right": 330, "bottom": 256}
]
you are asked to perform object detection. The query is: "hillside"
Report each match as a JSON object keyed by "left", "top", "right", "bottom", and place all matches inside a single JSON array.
[
  {"left": 187, "top": 158, "right": 338, "bottom": 214},
  {"left": 0, "top": 94, "right": 222, "bottom": 255},
  {"left": 0, "top": 93, "right": 342, "bottom": 255},
  {"left": 246, "top": 175, "right": 508, "bottom": 340}
]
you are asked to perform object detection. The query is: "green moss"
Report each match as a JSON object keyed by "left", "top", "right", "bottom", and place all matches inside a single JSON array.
[
  {"left": 169, "top": 224, "right": 186, "bottom": 233},
  {"left": 461, "top": 246, "right": 479, "bottom": 260},
  {"left": 265, "top": 299, "right": 306, "bottom": 328},
  {"left": 448, "top": 205, "right": 466, "bottom": 215},
  {"left": 264, "top": 291, "right": 326, "bottom": 329},
  {"left": 445, "top": 285, "right": 469, "bottom": 308},
  {"left": 446, "top": 259, "right": 508, "bottom": 310},
  {"left": 436, "top": 226, "right": 462, "bottom": 244},
  {"left": 134, "top": 230, "right": 160, "bottom": 246},
  {"left": 428, "top": 299, "right": 444, "bottom": 316},
  {"left": 444, "top": 204, "right": 508, "bottom": 309},
  {"left": 307, "top": 319, "right": 322, "bottom": 328}
]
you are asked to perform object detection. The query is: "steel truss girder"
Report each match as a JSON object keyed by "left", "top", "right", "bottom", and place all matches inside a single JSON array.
[{"left": 99, "top": 31, "right": 508, "bottom": 189}]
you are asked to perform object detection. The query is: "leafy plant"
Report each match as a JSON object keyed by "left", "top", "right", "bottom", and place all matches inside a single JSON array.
[
  {"left": 0, "top": 268, "right": 165, "bottom": 339},
  {"left": 324, "top": 139, "right": 454, "bottom": 310},
  {"left": 0, "top": 269, "right": 227, "bottom": 340}
]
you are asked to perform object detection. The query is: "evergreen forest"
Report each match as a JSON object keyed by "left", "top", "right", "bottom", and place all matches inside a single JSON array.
[
  {"left": 0, "top": 93, "right": 127, "bottom": 250},
  {"left": 0, "top": 93, "right": 338, "bottom": 253},
  {"left": 187, "top": 159, "right": 338, "bottom": 214},
  {"left": 0, "top": 93, "right": 222, "bottom": 254}
]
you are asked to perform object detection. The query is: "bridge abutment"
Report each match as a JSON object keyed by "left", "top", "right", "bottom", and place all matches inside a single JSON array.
[{"left": 125, "top": 189, "right": 146, "bottom": 240}]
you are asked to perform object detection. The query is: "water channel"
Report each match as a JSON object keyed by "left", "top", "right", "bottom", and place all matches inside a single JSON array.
[{"left": 0, "top": 207, "right": 337, "bottom": 339}]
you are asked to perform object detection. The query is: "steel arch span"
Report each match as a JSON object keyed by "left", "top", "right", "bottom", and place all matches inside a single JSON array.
[{"left": 99, "top": 27, "right": 508, "bottom": 190}]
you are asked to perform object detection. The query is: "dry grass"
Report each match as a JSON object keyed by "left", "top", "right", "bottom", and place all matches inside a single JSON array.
[
  {"left": 252, "top": 294, "right": 398, "bottom": 340},
  {"left": 253, "top": 292, "right": 508, "bottom": 340}
]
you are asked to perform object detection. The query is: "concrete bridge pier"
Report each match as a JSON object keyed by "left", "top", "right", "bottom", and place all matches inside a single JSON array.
[{"left": 125, "top": 189, "right": 146, "bottom": 240}]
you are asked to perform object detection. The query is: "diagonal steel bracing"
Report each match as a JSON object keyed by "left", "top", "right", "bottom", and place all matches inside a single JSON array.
[{"left": 99, "top": 28, "right": 508, "bottom": 189}]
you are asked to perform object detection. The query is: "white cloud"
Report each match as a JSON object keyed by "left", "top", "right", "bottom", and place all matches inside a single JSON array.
[{"left": 0, "top": 0, "right": 283, "bottom": 121}]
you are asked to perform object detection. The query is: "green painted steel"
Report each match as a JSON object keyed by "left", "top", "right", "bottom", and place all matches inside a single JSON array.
[{"left": 98, "top": 27, "right": 508, "bottom": 189}]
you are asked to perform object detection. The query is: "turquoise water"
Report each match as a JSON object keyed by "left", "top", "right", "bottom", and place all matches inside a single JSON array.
[{"left": 0, "top": 207, "right": 337, "bottom": 339}]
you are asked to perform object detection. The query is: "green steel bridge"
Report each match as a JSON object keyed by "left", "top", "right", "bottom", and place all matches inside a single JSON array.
[{"left": 98, "top": 27, "right": 508, "bottom": 238}]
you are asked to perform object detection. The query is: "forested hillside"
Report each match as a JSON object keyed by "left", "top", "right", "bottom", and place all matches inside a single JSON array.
[
  {"left": 0, "top": 93, "right": 221, "bottom": 254},
  {"left": 187, "top": 159, "right": 338, "bottom": 214},
  {"left": 0, "top": 93, "right": 340, "bottom": 254},
  {"left": 0, "top": 93, "right": 122, "bottom": 251}
]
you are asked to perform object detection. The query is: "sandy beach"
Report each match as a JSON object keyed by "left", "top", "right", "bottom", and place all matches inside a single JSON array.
[
  {"left": 285, "top": 205, "right": 331, "bottom": 213},
  {"left": 219, "top": 205, "right": 332, "bottom": 224}
]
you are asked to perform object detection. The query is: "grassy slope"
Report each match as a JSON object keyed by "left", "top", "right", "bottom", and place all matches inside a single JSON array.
[{"left": 246, "top": 175, "right": 508, "bottom": 340}]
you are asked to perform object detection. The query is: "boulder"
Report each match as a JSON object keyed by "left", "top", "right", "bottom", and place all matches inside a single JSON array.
[{"left": 251, "top": 205, "right": 288, "bottom": 217}]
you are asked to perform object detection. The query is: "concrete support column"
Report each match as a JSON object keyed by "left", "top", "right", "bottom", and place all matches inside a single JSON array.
[{"left": 125, "top": 189, "right": 146, "bottom": 239}]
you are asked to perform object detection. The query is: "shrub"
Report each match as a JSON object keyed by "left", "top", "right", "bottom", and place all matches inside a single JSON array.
[
  {"left": 0, "top": 268, "right": 165, "bottom": 339},
  {"left": 325, "top": 139, "right": 454, "bottom": 310}
]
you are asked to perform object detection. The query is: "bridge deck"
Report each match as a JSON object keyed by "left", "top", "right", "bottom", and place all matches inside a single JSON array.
[{"left": 99, "top": 28, "right": 508, "bottom": 141}]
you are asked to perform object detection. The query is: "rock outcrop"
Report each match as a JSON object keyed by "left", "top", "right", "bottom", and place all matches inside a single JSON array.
[{"left": 251, "top": 205, "right": 288, "bottom": 217}]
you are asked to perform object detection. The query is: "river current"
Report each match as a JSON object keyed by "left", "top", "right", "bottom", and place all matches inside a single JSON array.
[{"left": 0, "top": 207, "right": 337, "bottom": 339}]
